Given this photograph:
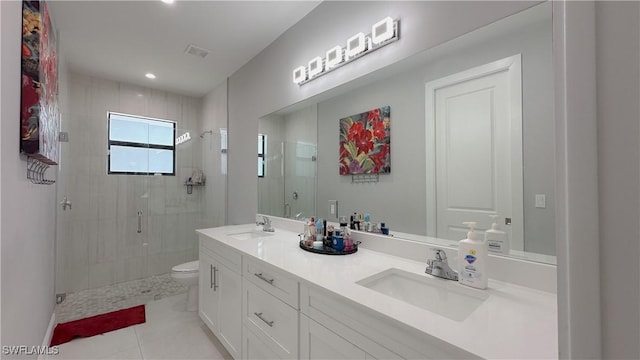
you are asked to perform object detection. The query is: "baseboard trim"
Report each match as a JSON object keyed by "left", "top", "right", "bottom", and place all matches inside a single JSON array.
[{"left": 37, "top": 312, "right": 56, "bottom": 360}]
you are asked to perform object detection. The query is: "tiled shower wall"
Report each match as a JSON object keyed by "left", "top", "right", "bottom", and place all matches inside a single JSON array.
[{"left": 56, "top": 73, "right": 207, "bottom": 294}]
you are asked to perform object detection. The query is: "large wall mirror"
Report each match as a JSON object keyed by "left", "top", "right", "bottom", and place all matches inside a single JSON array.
[{"left": 259, "top": 2, "right": 555, "bottom": 264}]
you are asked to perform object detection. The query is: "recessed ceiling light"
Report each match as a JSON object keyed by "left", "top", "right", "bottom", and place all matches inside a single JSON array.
[
  {"left": 145, "top": 73, "right": 156, "bottom": 79},
  {"left": 161, "top": 0, "right": 174, "bottom": 4}
]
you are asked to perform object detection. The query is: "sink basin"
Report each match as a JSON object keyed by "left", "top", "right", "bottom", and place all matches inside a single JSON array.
[
  {"left": 228, "top": 230, "right": 275, "bottom": 241},
  {"left": 356, "top": 268, "right": 488, "bottom": 321}
]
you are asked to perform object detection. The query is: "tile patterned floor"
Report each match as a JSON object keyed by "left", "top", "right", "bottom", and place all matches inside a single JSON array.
[
  {"left": 48, "top": 293, "right": 232, "bottom": 360},
  {"left": 56, "top": 274, "right": 188, "bottom": 323}
]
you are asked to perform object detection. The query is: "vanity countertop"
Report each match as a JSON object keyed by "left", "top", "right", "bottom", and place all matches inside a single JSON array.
[{"left": 197, "top": 224, "right": 558, "bottom": 359}]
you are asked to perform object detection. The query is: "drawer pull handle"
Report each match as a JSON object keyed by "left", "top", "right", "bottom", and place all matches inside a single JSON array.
[
  {"left": 254, "top": 272, "right": 274, "bottom": 285},
  {"left": 254, "top": 312, "right": 274, "bottom": 327}
]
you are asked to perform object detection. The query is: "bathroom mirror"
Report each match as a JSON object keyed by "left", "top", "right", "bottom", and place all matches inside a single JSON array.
[
  {"left": 258, "top": 105, "right": 317, "bottom": 221},
  {"left": 259, "top": 3, "right": 555, "bottom": 264}
]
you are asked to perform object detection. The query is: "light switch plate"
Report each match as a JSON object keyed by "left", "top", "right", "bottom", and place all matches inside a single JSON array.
[
  {"left": 329, "top": 200, "right": 338, "bottom": 219},
  {"left": 535, "top": 194, "right": 546, "bottom": 208}
]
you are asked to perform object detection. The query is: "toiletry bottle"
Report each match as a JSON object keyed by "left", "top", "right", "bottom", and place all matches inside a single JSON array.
[
  {"left": 364, "top": 214, "right": 371, "bottom": 232},
  {"left": 380, "top": 222, "right": 389, "bottom": 235},
  {"left": 316, "top": 218, "right": 324, "bottom": 241},
  {"left": 339, "top": 216, "right": 349, "bottom": 236},
  {"left": 485, "top": 215, "right": 509, "bottom": 255},
  {"left": 308, "top": 217, "right": 316, "bottom": 242},
  {"left": 458, "top": 221, "right": 488, "bottom": 289}
]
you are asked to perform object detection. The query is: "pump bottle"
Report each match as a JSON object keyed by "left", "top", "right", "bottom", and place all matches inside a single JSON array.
[
  {"left": 485, "top": 215, "right": 509, "bottom": 255},
  {"left": 458, "top": 222, "right": 488, "bottom": 289}
]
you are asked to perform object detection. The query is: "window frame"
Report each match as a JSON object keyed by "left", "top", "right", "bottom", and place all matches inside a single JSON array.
[{"left": 107, "top": 112, "right": 177, "bottom": 176}]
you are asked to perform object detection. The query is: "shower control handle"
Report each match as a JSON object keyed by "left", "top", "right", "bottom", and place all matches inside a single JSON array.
[{"left": 137, "top": 211, "right": 142, "bottom": 234}]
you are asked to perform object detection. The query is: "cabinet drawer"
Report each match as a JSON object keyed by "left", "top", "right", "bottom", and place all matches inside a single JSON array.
[
  {"left": 244, "top": 279, "right": 298, "bottom": 359},
  {"left": 244, "top": 257, "right": 298, "bottom": 308},
  {"left": 244, "top": 326, "right": 284, "bottom": 360}
]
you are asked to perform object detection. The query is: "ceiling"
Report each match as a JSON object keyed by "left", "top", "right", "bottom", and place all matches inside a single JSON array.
[{"left": 48, "top": 1, "right": 321, "bottom": 97}]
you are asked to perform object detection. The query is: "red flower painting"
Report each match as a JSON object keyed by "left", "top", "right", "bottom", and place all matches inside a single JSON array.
[{"left": 339, "top": 106, "right": 391, "bottom": 175}]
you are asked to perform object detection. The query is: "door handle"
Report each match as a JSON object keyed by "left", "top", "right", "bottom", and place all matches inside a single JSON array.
[{"left": 137, "top": 211, "right": 143, "bottom": 233}]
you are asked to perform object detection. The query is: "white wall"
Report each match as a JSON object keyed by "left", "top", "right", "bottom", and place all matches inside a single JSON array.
[
  {"left": 316, "top": 17, "right": 555, "bottom": 255},
  {"left": 200, "top": 79, "right": 228, "bottom": 229},
  {"left": 596, "top": 2, "right": 640, "bottom": 358},
  {"left": 57, "top": 73, "right": 203, "bottom": 294},
  {"left": 227, "top": 1, "right": 540, "bottom": 225},
  {"left": 1, "top": 0, "right": 57, "bottom": 353}
]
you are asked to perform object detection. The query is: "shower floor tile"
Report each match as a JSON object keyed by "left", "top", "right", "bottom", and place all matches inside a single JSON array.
[{"left": 56, "top": 273, "right": 188, "bottom": 323}]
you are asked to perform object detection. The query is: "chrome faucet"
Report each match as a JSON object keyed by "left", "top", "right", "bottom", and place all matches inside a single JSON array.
[
  {"left": 294, "top": 212, "right": 304, "bottom": 220},
  {"left": 256, "top": 215, "right": 275, "bottom": 232},
  {"left": 425, "top": 249, "right": 458, "bottom": 281}
]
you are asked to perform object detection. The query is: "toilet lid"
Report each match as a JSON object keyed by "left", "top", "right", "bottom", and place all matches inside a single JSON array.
[{"left": 172, "top": 260, "right": 199, "bottom": 272}]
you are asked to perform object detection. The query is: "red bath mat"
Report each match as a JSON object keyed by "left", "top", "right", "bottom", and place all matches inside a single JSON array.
[{"left": 50, "top": 305, "right": 146, "bottom": 346}]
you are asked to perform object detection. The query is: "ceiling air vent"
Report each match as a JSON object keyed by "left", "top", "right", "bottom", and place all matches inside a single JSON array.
[{"left": 184, "top": 44, "right": 210, "bottom": 59}]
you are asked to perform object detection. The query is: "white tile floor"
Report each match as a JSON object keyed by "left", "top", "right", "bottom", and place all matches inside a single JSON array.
[{"left": 48, "top": 293, "right": 232, "bottom": 360}]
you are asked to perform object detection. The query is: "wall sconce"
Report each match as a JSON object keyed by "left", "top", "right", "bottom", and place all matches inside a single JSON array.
[
  {"left": 293, "top": 66, "right": 307, "bottom": 84},
  {"left": 345, "top": 32, "right": 368, "bottom": 59},
  {"left": 372, "top": 17, "right": 394, "bottom": 45},
  {"left": 308, "top": 57, "right": 324, "bottom": 78},
  {"left": 292, "top": 16, "right": 399, "bottom": 85},
  {"left": 326, "top": 46, "right": 344, "bottom": 69}
]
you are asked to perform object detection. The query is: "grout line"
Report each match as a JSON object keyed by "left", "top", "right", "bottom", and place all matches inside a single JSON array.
[{"left": 133, "top": 324, "right": 145, "bottom": 360}]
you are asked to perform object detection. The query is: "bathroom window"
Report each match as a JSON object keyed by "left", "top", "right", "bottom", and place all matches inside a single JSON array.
[
  {"left": 258, "top": 134, "right": 265, "bottom": 178},
  {"left": 107, "top": 112, "right": 176, "bottom": 175}
]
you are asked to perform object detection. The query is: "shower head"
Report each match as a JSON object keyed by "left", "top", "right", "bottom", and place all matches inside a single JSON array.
[{"left": 199, "top": 130, "right": 213, "bottom": 138}]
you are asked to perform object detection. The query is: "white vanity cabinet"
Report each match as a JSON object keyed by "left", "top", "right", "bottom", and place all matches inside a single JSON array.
[
  {"left": 241, "top": 257, "right": 300, "bottom": 359},
  {"left": 199, "top": 239, "right": 243, "bottom": 359}
]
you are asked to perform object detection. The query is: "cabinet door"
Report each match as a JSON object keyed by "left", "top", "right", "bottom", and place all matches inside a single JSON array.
[
  {"left": 300, "top": 315, "right": 366, "bottom": 360},
  {"left": 199, "top": 249, "right": 219, "bottom": 332},
  {"left": 218, "top": 263, "right": 242, "bottom": 359}
]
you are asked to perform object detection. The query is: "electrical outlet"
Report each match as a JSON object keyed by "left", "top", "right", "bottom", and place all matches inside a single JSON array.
[
  {"left": 535, "top": 194, "right": 546, "bottom": 208},
  {"left": 329, "top": 200, "right": 338, "bottom": 219}
]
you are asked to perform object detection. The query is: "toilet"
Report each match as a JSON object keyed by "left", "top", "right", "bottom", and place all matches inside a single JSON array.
[{"left": 171, "top": 260, "right": 199, "bottom": 311}]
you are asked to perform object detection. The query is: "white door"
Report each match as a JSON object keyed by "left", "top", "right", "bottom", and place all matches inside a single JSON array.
[{"left": 425, "top": 55, "right": 523, "bottom": 250}]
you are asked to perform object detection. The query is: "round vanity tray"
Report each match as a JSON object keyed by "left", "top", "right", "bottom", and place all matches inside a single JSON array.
[{"left": 299, "top": 240, "right": 360, "bottom": 255}]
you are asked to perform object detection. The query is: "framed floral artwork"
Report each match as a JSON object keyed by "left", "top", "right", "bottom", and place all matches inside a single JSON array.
[
  {"left": 21, "top": 0, "right": 59, "bottom": 165},
  {"left": 339, "top": 106, "right": 390, "bottom": 175}
]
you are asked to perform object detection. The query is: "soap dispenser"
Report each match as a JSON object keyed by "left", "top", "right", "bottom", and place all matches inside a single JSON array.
[
  {"left": 485, "top": 215, "right": 509, "bottom": 255},
  {"left": 458, "top": 222, "right": 488, "bottom": 289}
]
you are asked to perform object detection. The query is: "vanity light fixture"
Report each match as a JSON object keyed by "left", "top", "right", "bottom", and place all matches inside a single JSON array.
[
  {"left": 145, "top": 73, "right": 156, "bottom": 79},
  {"left": 325, "top": 46, "right": 343, "bottom": 69},
  {"left": 371, "top": 17, "right": 395, "bottom": 45},
  {"left": 292, "top": 66, "right": 306, "bottom": 84},
  {"left": 308, "top": 57, "right": 324, "bottom": 78},
  {"left": 292, "top": 17, "right": 399, "bottom": 86},
  {"left": 161, "top": 0, "right": 175, "bottom": 4}
]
